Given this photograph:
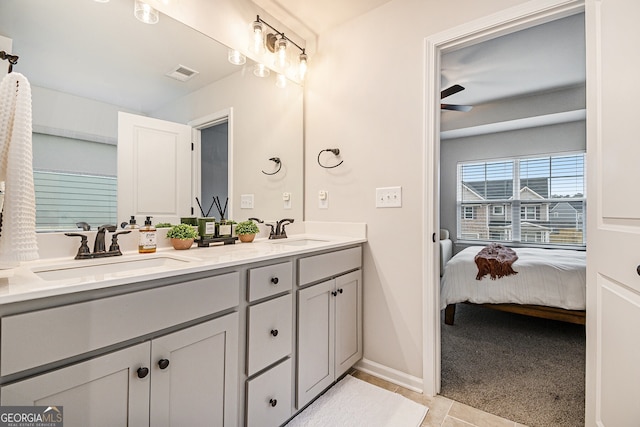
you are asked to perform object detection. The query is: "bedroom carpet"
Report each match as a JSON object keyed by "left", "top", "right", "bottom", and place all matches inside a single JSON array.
[
  {"left": 440, "top": 303, "right": 585, "bottom": 427},
  {"left": 285, "top": 374, "right": 428, "bottom": 427}
]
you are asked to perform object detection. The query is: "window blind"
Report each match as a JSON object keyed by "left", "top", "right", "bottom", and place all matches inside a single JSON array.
[
  {"left": 34, "top": 171, "right": 117, "bottom": 231},
  {"left": 457, "top": 153, "right": 585, "bottom": 246}
]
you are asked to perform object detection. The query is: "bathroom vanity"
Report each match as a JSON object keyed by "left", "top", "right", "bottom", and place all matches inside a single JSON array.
[{"left": 0, "top": 232, "right": 364, "bottom": 427}]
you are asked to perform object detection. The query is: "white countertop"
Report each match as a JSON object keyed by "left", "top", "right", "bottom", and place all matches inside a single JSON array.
[{"left": 0, "top": 233, "right": 366, "bottom": 305}]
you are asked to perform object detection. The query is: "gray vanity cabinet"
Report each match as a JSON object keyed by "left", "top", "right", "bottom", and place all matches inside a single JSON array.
[
  {"left": 245, "top": 261, "right": 294, "bottom": 427},
  {"left": 296, "top": 247, "right": 362, "bottom": 409},
  {"left": 1, "top": 342, "right": 151, "bottom": 426},
  {"left": 1, "top": 314, "right": 238, "bottom": 427},
  {"left": 0, "top": 272, "right": 240, "bottom": 427}
]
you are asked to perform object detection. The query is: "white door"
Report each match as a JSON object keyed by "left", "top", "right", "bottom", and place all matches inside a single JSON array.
[
  {"left": 1, "top": 343, "right": 151, "bottom": 427},
  {"left": 149, "top": 314, "right": 239, "bottom": 427},
  {"left": 585, "top": 0, "right": 640, "bottom": 425},
  {"left": 117, "top": 112, "right": 192, "bottom": 225}
]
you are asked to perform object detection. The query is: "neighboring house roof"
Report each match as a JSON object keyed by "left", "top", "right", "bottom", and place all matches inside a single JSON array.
[{"left": 518, "top": 186, "right": 545, "bottom": 200}]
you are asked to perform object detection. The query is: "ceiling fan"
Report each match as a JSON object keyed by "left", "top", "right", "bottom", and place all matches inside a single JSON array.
[{"left": 441, "top": 84, "right": 473, "bottom": 112}]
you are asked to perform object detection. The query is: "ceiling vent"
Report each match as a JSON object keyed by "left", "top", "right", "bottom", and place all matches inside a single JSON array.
[{"left": 165, "top": 64, "right": 199, "bottom": 82}]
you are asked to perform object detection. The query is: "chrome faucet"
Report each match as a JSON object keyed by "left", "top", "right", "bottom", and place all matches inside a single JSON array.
[
  {"left": 66, "top": 224, "right": 131, "bottom": 260},
  {"left": 268, "top": 218, "right": 294, "bottom": 239}
]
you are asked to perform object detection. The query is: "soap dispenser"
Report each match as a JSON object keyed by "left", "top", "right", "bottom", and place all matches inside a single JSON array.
[
  {"left": 139, "top": 216, "right": 157, "bottom": 253},
  {"left": 128, "top": 215, "right": 138, "bottom": 229}
]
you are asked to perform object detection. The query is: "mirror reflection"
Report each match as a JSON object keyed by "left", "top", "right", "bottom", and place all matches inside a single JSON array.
[{"left": 0, "top": 0, "right": 303, "bottom": 232}]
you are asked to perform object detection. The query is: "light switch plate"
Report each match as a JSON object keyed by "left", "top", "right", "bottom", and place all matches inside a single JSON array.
[
  {"left": 240, "top": 194, "right": 254, "bottom": 209},
  {"left": 375, "top": 186, "right": 402, "bottom": 208},
  {"left": 319, "top": 190, "right": 329, "bottom": 209}
]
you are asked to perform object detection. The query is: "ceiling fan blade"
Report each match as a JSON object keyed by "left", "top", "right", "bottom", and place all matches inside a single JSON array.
[
  {"left": 441, "top": 84, "right": 465, "bottom": 99},
  {"left": 441, "top": 104, "right": 473, "bottom": 112}
]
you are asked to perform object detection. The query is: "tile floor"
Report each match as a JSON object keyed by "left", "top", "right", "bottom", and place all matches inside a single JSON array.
[{"left": 351, "top": 370, "right": 526, "bottom": 427}]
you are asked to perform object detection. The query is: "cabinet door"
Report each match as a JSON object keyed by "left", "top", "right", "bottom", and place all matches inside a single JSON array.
[
  {"left": 150, "top": 313, "right": 239, "bottom": 427},
  {"left": 335, "top": 270, "right": 363, "bottom": 377},
  {"left": 0, "top": 342, "right": 150, "bottom": 427},
  {"left": 297, "top": 280, "right": 335, "bottom": 408}
]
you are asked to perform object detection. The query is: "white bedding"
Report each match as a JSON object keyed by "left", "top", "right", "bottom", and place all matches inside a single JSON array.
[{"left": 440, "top": 246, "right": 586, "bottom": 311}]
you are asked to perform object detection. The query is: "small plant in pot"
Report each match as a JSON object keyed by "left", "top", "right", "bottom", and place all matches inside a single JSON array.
[
  {"left": 166, "top": 223, "right": 198, "bottom": 250},
  {"left": 235, "top": 220, "right": 260, "bottom": 243}
]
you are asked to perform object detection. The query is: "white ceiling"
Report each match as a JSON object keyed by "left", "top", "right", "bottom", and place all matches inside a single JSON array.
[
  {"left": 440, "top": 13, "right": 586, "bottom": 108},
  {"left": 0, "top": 0, "right": 243, "bottom": 114}
]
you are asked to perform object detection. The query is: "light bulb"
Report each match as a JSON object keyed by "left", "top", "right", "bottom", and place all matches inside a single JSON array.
[
  {"left": 299, "top": 52, "right": 308, "bottom": 80},
  {"left": 275, "top": 37, "right": 289, "bottom": 69},
  {"left": 253, "top": 63, "right": 270, "bottom": 78},
  {"left": 250, "top": 20, "right": 265, "bottom": 54},
  {"left": 276, "top": 73, "right": 287, "bottom": 88},
  {"left": 228, "top": 49, "right": 246, "bottom": 65},
  {"left": 134, "top": 0, "right": 159, "bottom": 24}
]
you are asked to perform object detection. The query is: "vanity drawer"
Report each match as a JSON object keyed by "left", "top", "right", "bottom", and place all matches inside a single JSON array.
[
  {"left": 247, "top": 294, "right": 292, "bottom": 376},
  {"left": 247, "top": 261, "right": 292, "bottom": 302},
  {"left": 246, "top": 358, "right": 292, "bottom": 427},
  {"left": 1, "top": 271, "right": 240, "bottom": 376},
  {"left": 298, "top": 246, "right": 362, "bottom": 286}
]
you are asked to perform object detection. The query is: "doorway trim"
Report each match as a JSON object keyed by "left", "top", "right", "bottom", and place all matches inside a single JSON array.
[
  {"left": 189, "top": 108, "right": 234, "bottom": 219},
  {"left": 422, "top": 0, "right": 585, "bottom": 396}
]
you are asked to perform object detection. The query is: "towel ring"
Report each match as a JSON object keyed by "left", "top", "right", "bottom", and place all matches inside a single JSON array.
[
  {"left": 317, "top": 148, "right": 343, "bottom": 169},
  {"left": 262, "top": 157, "right": 282, "bottom": 175}
]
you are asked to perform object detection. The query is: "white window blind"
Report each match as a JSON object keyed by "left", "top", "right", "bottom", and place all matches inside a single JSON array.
[
  {"left": 34, "top": 171, "right": 117, "bottom": 231},
  {"left": 457, "top": 153, "right": 585, "bottom": 246}
]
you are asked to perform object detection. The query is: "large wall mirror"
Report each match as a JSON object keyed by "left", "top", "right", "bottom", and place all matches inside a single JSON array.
[{"left": 1, "top": 0, "right": 303, "bottom": 232}]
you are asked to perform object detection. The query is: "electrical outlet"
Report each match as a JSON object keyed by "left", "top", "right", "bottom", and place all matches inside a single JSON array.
[
  {"left": 283, "top": 192, "right": 291, "bottom": 209},
  {"left": 319, "top": 190, "right": 329, "bottom": 209},
  {"left": 375, "top": 186, "right": 402, "bottom": 208},
  {"left": 240, "top": 194, "right": 254, "bottom": 209}
]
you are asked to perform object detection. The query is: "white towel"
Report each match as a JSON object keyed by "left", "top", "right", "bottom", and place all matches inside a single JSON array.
[{"left": 0, "top": 72, "right": 39, "bottom": 265}]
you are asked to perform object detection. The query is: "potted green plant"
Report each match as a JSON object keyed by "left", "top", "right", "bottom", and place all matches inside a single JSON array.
[
  {"left": 166, "top": 223, "right": 198, "bottom": 250},
  {"left": 235, "top": 220, "right": 260, "bottom": 243}
]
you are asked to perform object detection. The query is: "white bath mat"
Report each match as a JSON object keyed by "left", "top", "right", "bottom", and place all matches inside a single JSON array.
[{"left": 286, "top": 375, "right": 428, "bottom": 427}]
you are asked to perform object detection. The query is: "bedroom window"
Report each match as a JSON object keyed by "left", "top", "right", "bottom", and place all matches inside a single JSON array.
[{"left": 457, "top": 153, "right": 585, "bottom": 246}]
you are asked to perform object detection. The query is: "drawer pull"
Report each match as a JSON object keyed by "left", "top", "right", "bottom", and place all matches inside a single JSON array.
[
  {"left": 269, "top": 398, "right": 278, "bottom": 407},
  {"left": 158, "top": 359, "right": 170, "bottom": 370},
  {"left": 271, "top": 277, "right": 279, "bottom": 285},
  {"left": 137, "top": 367, "right": 149, "bottom": 379},
  {"left": 271, "top": 329, "right": 279, "bottom": 337}
]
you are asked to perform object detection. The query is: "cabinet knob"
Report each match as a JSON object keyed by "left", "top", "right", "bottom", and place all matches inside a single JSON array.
[
  {"left": 271, "top": 329, "right": 279, "bottom": 337},
  {"left": 137, "top": 367, "right": 149, "bottom": 379},
  {"left": 338, "top": 288, "right": 343, "bottom": 294},
  {"left": 158, "top": 359, "right": 170, "bottom": 370},
  {"left": 331, "top": 291, "right": 337, "bottom": 297},
  {"left": 269, "top": 398, "right": 278, "bottom": 407},
  {"left": 271, "top": 277, "right": 279, "bottom": 285}
]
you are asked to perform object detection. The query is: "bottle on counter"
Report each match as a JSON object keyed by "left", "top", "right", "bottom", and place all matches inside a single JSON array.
[{"left": 138, "top": 216, "right": 157, "bottom": 253}]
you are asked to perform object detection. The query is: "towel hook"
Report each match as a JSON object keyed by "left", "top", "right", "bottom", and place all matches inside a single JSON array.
[
  {"left": 262, "top": 157, "right": 282, "bottom": 175},
  {"left": 0, "top": 51, "right": 18, "bottom": 74},
  {"left": 317, "top": 148, "right": 343, "bottom": 169}
]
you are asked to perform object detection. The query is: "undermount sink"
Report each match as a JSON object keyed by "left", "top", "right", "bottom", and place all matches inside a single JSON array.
[
  {"left": 32, "top": 255, "right": 196, "bottom": 282},
  {"left": 269, "top": 238, "right": 329, "bottom": 247}
]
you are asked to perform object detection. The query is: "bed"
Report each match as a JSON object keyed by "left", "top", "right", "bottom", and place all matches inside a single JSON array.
[{"left": 440, "top": 245, "right": 586, "bottom": 325}]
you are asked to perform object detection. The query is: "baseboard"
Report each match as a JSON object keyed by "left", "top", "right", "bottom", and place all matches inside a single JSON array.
[{"left": 355, "top": 358, "right": 424, "bottom": 393}]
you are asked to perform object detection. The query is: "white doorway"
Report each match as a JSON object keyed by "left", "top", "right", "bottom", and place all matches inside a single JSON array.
[{"left": 422, "top": 0, "right": 586, "bottom": 397}]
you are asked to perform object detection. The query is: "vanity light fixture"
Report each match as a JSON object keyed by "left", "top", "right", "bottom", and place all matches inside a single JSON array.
[
  {"left": 134, "top": 0, "right": 159, "bottom": 24},
  {"left": 250, "top": 15, "right": 308, "bottom": 80},
  {"left": 253, "top": 63, "right": 270, "bottom": 78},
  {"left": 276, "top": 73, "right": 287, "bottom": 89},
  {"left": 228, "top": 49, "right": 246, "bottom": 66}
]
